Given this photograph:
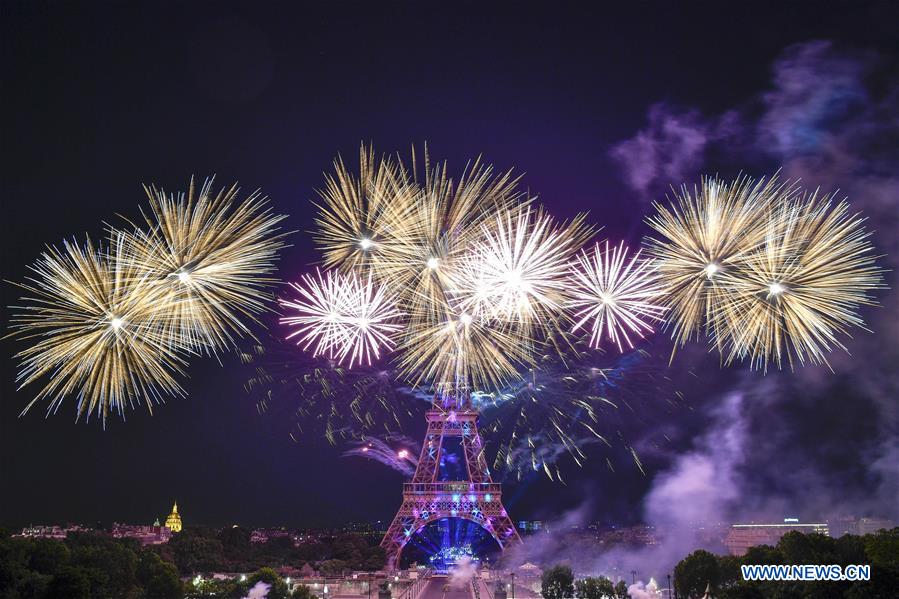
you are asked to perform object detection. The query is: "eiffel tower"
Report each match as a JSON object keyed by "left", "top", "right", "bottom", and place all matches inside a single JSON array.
[{"left": 381, "top": 392, "right": 521, "bottom": 569}]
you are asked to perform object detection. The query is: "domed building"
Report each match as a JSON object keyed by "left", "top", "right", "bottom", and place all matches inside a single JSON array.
[{"left": 164, "top": 501, "right": 182, "bottom": 533}]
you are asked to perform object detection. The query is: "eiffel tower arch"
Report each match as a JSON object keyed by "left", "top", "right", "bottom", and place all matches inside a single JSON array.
[{"left": 381, "top": 393, "right": 521, "bottom": 569}]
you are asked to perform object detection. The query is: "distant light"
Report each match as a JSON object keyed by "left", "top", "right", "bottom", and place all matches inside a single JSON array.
[
  {"left": 485, "top": 494, "right": 492, "bottom": 502},
  {"left": 240, "top": 575, "right": 247, "bottom": 582},
  {"left": 769, "top": 282, "right": 786, "bottom": 296},
  {"left": 286, "top": 577, "right": 291, "bottom": 584},
  {"left": 705, "top": 263, "right": 719, "bottom": 278},
  {"left": 109, "top": 317, "right": 124, "bottom": 330},
  {"left": 427, "top": 257, "right": 439, "bottom": 270},
  {"left": 398, "top": 449, "right": 409, "bottom": 459},
  {"left": 362, "top": 447, "right": 369, "bottom": 452},
  {"left": 359, "top": 238, "right": 373, "bottom": 250},
  {"left": 459, "top": 313, "right": 472, "bottom": 325}
]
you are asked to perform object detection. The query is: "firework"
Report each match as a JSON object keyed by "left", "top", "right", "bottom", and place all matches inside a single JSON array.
[
  {"left": 9, "top": 233, "right": 188, "bottom": 422},
  {"left": 280, "top": 269, "right": 403, "bottom": 367},
  {"left": 121, "top": 177, "right": 287, "bottom": 354},
  {"left": 313, "top": 145, "right": 419, "bottom": 274},
  {"left": 452, "top": 205, "right": 593, "bottom": 332},
  {"left": 715, "top": 191, "right": 884, "bottom": 370},
  {"left": 242, "top": 335, "right": 421, "bottom": 444},
  {"left": 476, "top": 347, "right": 689, "bottom": 481},
  {"left": 357, "top": 148, "right": 524, "bottom": 321},
  {"left": 567, "top": 240, "right": 666, "bottom": 351},
  {"left": 342, "top": 435, "right": 420, "bottom": 476},
  {"left": 396, "top": 302, "right": 536, "bottom": 394},
  {"left": 646, "top": 175, "right": 796, "bottom": 353}
]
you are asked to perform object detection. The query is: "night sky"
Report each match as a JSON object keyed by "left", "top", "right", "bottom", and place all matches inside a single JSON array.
[{"left": 2, "top": 2, "right": 897, "bottom": 532}]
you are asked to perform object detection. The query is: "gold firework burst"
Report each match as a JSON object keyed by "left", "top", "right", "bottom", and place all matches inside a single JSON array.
[
  {"left": 396, "top": 299, "right": 534, "bottom": 394},
  {"left": 715, "top": 191, "right": 884, "bottom": 370},
  {"left": 312, "top": 145, "right": 419, "bottom": 274},
  {"left": 9, "top": 233, "right": 188, "bottom": 422},
  {"left": 645, "top": 174, "right": 797, "bottom": 354},
  {"left": 121, "top": 177, "right": 288, "bottom": 354}
]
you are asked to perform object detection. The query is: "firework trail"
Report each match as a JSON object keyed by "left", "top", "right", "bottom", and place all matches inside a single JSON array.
[
  {"left": 342, "top": 435, "right": 420, "bottom": 477},
  {"left": 242, "top": 333, "right": 421, "bottom": 444},
  {"left": 476, "top": 347, "right": 690, "bottom": 481}
]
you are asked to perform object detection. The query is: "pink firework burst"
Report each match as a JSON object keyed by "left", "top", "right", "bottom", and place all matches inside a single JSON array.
[{"left": 280, "top": 269, "right": 402, "bottom": 367}]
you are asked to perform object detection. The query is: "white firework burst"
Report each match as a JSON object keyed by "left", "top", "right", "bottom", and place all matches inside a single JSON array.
[
  {"left": 453, "top": 205, "right": 592, "bottom": 330},
  {"left": 280, "top": 270, "right": 402, "bottom": 367},
  {"left": 567, "top": 240, "right": 666, "bottom": 351}
]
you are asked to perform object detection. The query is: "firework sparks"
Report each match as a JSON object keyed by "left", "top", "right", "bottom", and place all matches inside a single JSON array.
[
  {"left": 280, "top": 270, "right": 403, "bottom": 367},
  {"left": 9, "top": 233, "right": 188, "bottom": 422},
  {"left": 646, "top": 174, "right": 796, "bottom": 353},
  {"left": 342, "top": 435, "right": 420, "bottom": 476},
  {"left": 476, "top": 348, "right": 689, "bottom": 481},
  {"left": 715, "top": 191, "right": 884, "bottom": 370},
  {"left": 313, "top": 145, "right": 419, "bottom": 274},
  {"left": 397, "top": 301, "right": 535, "bottom": 394},
  {"left": 242, "top": 336, "right": 421, "bottom": 444},
  {"left": 567, "top": 240, "right": 666, "bottom": 351},
  {"left": 121, "top": 177, "right": 287, "bottom": 354},
  {"left": 452, "top": 205, "right": 593, "bottom": 332}
]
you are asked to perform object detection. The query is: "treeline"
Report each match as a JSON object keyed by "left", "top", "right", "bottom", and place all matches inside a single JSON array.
[
  {"left": 159, "top": 526, "right": 385, "bottom": 574},
  {"left": 0, "top": 526, "right": 385, "bottom": 599},
  {"left": 541, "top": 565, "right": 629, "bottom": 599},
  {"left": 673, "top": 528, "right": 898, "bottom": 598}
]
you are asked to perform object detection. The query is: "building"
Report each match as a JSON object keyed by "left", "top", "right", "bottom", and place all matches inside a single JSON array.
[
  {"left": 111, "top": 519, "right": 172, "bottom": 545},
  {"left": 857, "top": 517, "right": 895, "bottom": 535},
  {"left": 725, "top": 519, "right": 828, "bottom": 556},
  {"left": 516, "top": 520, "right": 543, "bottom": 534},
  {"left": 165, "top": 501, "right": 182, "bottom": 533}
]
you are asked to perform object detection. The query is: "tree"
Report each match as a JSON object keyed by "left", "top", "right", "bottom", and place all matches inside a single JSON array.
[
  {"left": 293, "top": 584, "right": 317, "bottom": 599},
  {"left": 218, "top": 526, "right": 251, "bottom": 560},
  {"left": 674, "top": 549, "right": 719, "bottom": 599},
  {"left": 47, "top": 566, "right": 91, "bottom": 599},
  {"left": 542, "top": 565, "right": 574, "bottom": 599},
  {"left": 319, "top": 559, "right": 348, "bottom": 576},
  {"left": 29, "top": 538, "right": 70, "bottom": 576},
  {"left": 169, "top": 534, "right": 225, "bottom": 574},
  {"left": 613, "top": 580, "right": 628, "bottom": 599},
  {"left": 575, "top": 576, "right": 614, "bottom": 599},
  {"left": 137, "top": 550, "right": 183, "bottom": 599},
  {"left": 864, "top": 527, "right": 899, "bottom": 570}
]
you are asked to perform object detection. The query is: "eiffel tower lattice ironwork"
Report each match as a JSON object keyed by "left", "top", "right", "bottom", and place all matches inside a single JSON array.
[{"left": 381, "top": 393, "right": 521, "bottom": 568}]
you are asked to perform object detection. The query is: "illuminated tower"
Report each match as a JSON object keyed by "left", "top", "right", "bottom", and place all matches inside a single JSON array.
[
  {"left": 164, "top": 501, "right": 182, "bottom": 533},
  {"left": 381, "top": 394, "right": 521, "bottom": 569}
]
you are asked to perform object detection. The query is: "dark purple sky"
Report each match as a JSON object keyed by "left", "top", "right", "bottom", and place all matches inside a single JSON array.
[{"left": 2, "top": 2, "right": 897, "bottom": 531}]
